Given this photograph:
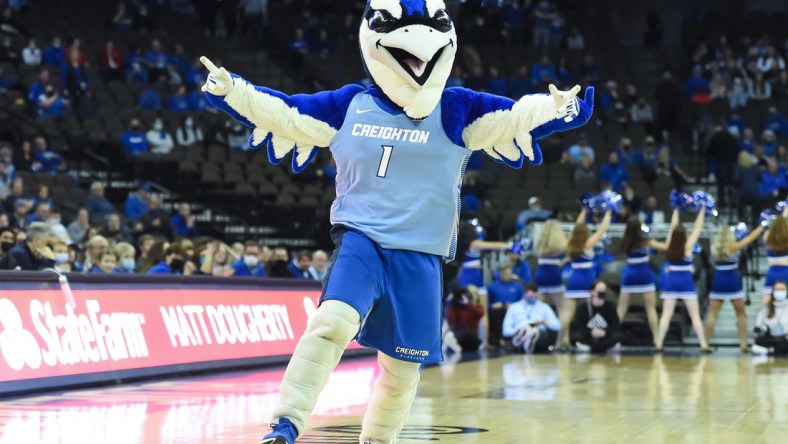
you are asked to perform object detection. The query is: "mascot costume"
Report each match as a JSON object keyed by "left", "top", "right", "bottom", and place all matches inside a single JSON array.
[{"left": 200, "top": 1, "right": 594, "bottom": 443}]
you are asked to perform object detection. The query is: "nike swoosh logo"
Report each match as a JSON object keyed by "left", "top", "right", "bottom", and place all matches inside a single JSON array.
[{"left": 356, "top": 109, "right": 372, "bottom": 114}]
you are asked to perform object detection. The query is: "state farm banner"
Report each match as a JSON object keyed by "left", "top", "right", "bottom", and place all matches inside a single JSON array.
[{"left": 0, "top": 275, "right": 365, "bottom": 391}]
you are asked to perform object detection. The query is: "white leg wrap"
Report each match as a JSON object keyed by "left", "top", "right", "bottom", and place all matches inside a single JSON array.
[
  {"left": 272, "top": 300, "right": 361, "bottom": 436},
  {"left": 360, "top": 353, "right": 421, "bottom": 443}
]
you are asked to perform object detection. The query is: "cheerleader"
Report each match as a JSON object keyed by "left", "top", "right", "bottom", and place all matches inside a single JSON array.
[
  {"left": 704, "top": 224, "right": 764, "bottom": 352},
  {"left": 763, "top": 213, "right": 788, "bottom": 304},
  {"left": 617, "top": 218, "right": 667, "bottom": 344},
  {"left": 654, "top": 208, "right": 710, "bottom": 352},
  {"left": 534, "top": 220, "right": 568, "bottom": 313},
  {"left": 558, "top": 208, "right": 612, "bottom": 349}
]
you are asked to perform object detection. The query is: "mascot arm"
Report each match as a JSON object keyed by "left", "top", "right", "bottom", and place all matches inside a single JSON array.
[
  {"left": 451, "top": 85, "right": 595, "bottom": 168},
  {"left": 203, "top": 62, "right": 362, "bottom": 172}
]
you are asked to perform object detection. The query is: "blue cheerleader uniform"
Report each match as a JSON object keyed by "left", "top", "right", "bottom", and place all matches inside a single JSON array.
[
  {"left": 534, "top": 254, "right": 565, "bottom": 294},
  {"left": 660, "top": 256, "right": 696, "bottom": 299},
  {"left": 709, "top": 253, "right": 743, "bottom": 300},
  {"left": 620, "top": 248, "right": 656, "bottom": 294},
  {"left": 764, "top": 250, "right": 788, "bottom": 296},
  {"left": 565, "top": 251, "right": 596, "bottom": 299}
]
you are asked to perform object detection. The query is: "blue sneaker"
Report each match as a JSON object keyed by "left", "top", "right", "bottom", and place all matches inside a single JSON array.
[{"left": 260, "top": 418, "right": 298, "bottom": 444}]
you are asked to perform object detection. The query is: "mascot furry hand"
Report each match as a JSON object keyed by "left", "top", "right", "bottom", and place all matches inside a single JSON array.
[{"left": 201, "top": 0, "right": 593, "bottom": 173}]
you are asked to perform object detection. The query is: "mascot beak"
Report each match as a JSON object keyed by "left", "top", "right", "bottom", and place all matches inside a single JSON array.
[{"left": 375, "top": 24, "right": 453, "bottom": 86}]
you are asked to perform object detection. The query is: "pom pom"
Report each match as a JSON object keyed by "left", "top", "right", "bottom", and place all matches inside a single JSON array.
[
  {"left": 579, "top": 192, "right": 594, "bottom": 211},
  {"left": 468, "top": 218, "right": 486, "bottom": 240},
  {"left": 732, "top": 223, "right": 748, "bottom": 241},
  {"left": 761, "top": 209, "right": 778, "bottom": 228},
  {"left": 670, "top": 190, "right": 694, "bottom": 211},
  {"left": 691, "top": 191, "right": 718, "bottom": 216},
  {"left": 583, "top": 190, "right": 624, "bottom": 214},
  {"left": 641, "top": 224, "right": 651, "bottom": 238},
  {"left": 510, "top": 237, "right": 533, "bottom": 255},
  {"left": 593, "top": 233, "right": 611, "bottom": 256},
  {"left": 692, "top": 242, "right": 702, "bottom": 255}
]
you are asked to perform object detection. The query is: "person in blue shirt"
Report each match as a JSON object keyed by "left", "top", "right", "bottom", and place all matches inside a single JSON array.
[
  {"left": 27, "top": 69, "right": 50, "bottom": 103},
  {"left": 231, "top": 241, "right": 266, "bottom": 277},
  {"left": 126, "top": 60, "right": 149, "bottom": 84},
  {"left": 171, "top": 203, "right": 198, "bottom": 238},
  {"left": 288, "top": 250, "right": 312, "bottom": 279},
  {"left": 147, "top": 244, "right": 186, "bottom": 275},
  {"left": 562, "top": 133, "right": 594, "bottom": 165},
  {"left": 121, "top": 119, "right": 149, "bottom": 157},
  {"left": 43, "top": 36, "right": 65, "bottom": 67},
  {"left": 598, "top": 151, "right": 629, "bottom": 192},
  {"left": 185, "top": 58, "right": 207, "bottom": 88},
  {"left": 761, "top": 162, "right": 787, "bottom": 203},
  {"left": 762, "top": 130, "right": 779, "bottom": 157},
  {"left": 92, "top": 250, "right": 121, "bottom": 274},
  {"left": 32, "top": 137, "right": 62, "bottom": 173},
  {"left": 487, "top": 263, "right": 525, "bottom": 347},
  {"left": 138, "top": 89, "right": 162, "bottom": 110},
  {"left": 502, "top": 283, "right": 561, "bottom": 353},
  {"left": 86, "top": 181, "right": 116, "bottom": 222},
  {"left": 683, "top": 65, "right": 710, "bottom": 99},
  {"left": 145, "top": 39, "right": 168, "bottom": 83},
  {"left": 187, "top": 87, "right": 208, "bottom": 112},
  {"left": 168, "top": 85, "right": 190, "bottom": 112},
  {"left": 531, "top": 55, "right": 558, "bottom": 87},
  {"left": 738, "top": 127, "right": 755, "bottom": 153},
  {"left": 36, "top": 85, "right": 66, "bottom": 119},
  {"left": 125, "top": 183, "right": 150, "bottom": 221},
  {"left": 764, "top": 106, "right": 788, "bottom": 137}
]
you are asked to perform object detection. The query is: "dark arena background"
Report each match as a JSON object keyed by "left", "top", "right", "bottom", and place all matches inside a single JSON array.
[{"left": 1, "top": 0, "right": 788, "bottom": 443}]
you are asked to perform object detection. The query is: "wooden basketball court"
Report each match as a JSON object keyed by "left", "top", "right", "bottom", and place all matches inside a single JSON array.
[{"left": 1, "top": 352, "right": 786, "bottom": 443}]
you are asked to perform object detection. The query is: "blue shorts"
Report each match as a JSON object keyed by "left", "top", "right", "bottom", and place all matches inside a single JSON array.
[{"left": 321, "top": 226, "right": 443, "bottom": 364}]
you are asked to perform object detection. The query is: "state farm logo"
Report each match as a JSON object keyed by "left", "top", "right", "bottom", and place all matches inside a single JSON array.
[
  {"left": 0, "top": 298, "right": 149, "bottom": 371},
  {"left": 0, "top": 298, "right": 42, "bottom": 370}
]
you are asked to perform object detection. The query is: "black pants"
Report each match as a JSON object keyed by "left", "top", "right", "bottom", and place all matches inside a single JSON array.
[
  {"left": 488, "top": 305, "right": 508, "bottom": 346},
  {"left": 570, "top": 330, "right": 624, "bottom": 353},
  {"left": 716, "top": 161, "right": 735, "bottom": 207},
  {"left": 452, "top": 327, "right": 482, "bottom": 352},
  {"left": 755, "top": 334, "right": 788, "bottom": 355},
  {"left": 508, "top": 329, "right": 558, "bottom": 353}
]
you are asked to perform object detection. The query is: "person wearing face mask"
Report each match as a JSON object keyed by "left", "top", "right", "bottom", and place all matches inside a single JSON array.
[
  {"left": 52, "top": 240, "right": 71, "bottom": 272},
  {"left": 0, "top": 227, "right": 15, "bottom": 257},
  {"left": 121, "top": 118, "right": 149, "bottom": 157},
  {"left": 227, "top": 120, "right": 250, "bottom": 151},
  {"left": 231, "top": 241, "right": 266, "bottom": 278},
  {"left": 752, "top": 281, "right": 788, "bottom": 355},
  {"left": 570, "top": 281, "right": 623, "bottom": 354},
  {"left": 175, "top": 114, "right": 204, "bottom": 148},
  {"left": 502, "top": 283, "right": 561, "bottom": 354},
  {"left": 0, "top": 222, "right": 55, "bottom": 270},
  {"left": 147, "top": 244, "right": 186, "bottom": 275},
  {"left": 146, "top": 117, "right": 174, "bottom": 155},
  {"left": 115, "top": 242, "right": 137, "bottom": 273}
]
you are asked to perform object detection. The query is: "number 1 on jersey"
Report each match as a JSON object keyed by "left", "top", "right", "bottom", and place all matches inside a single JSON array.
[{"left": 377, "top": 145, "right": 394, "bottom": 178}]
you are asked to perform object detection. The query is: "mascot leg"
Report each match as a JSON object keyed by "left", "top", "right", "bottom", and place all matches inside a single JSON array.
[
  {"left": 271, "top": 300, "right": 360, "bottom": 437},
  {"left": 359, "top": 352, "right": 421, "bottom": 443}
]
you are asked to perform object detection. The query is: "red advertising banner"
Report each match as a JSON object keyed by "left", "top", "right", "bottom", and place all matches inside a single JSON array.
[{"left": 0, "top": 285, "right": 359, "bottom": 383}]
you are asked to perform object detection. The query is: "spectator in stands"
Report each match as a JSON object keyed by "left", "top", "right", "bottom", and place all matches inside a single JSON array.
[
  {"left": 774, "top": 71, "right": 788, "bottom": 101},
  {"left": 515, "top": 197, "right": 552, "bottom": 232},
  {"left": 566, "top": 26, "right": 584, "bottom": 50},
  {"left": 115, "top": 242, "right": 137, "bottom": 273},
  {"left": 739, "top": 127, "right": 756, "bottom": 153},
  {"left": 750, "top": 72, "right": 772, "bottom": 101},
  {"left": 2, "top": 177, "right": 22, "bottom": 213},
  {"left": 0, "top": 222, "right": 54, "bottom": 271},
  {"left": 188, "top": 86, "right": 209, "bottom": 112},
  {"left": 138, "top": 88, "right": 162, "bottom": 110},
  {"left": 290, "top": 27, "right": 309, "bottom": 55},
  {"left": 0, "top": 147, "right": 12, "bottom": 179},
  {"left": 137, "top": 234, "right": 155, "bottom": 267},
  {"left": 127, "top": 58, "right": 149, "bottom": 84},
  {"left": 683, "top": 65, "right": 710, "bottom": 100},
  {"left": 752, "top": 281, "right": 788, "bottom": 356},
  {"left": 574, "top": 155, "right": 596, "bottom": 184},
  {"left": 531, "top": 55, "right": 557, "bottom": 89},
  {"left": 52, "top": 240, "right": 71, "bottom": 272},
  {"left": 121, "top": 118, "right": 149, "bottom": 157},
  {"left": 227, "top": 121, "right": 250, "bottom": 151},
  {"left": 62, "top": 52, "right": 90, "bottom": 115},
  {"left": 146, "top": 39, "right": 168, "bottom": 83},
  {"left": 655, "top": 146, "right": 689, "bottom": 188},
  {"left": 706, "top": 125, "right": 739, "bottom": 206},
  {"left": 43, "top": 36, "right": 65, "bottom": 67},
  {"left": 147, "top": 244, "right": 186, "bottom": 275},
  {"left": 27, "top": 71, "right": 51, "bottom": 106},
  {"left": 728, "top": 76, "right": 749, "bottom": 109},
  {"left": 146, "top": 117, "right": 174, "bottom": 155},
  {"left": 654, "top": 71, "right": 681, "bottom": 132},
  {"left": 171, "top": 203, "right": 198, "bottom": 238},
  {"left": 288, "top": 250, "right": 312, "bottom": 279},
  {"left": 502, "top": 283, "right": 560, "bottom": 354},
  {"left": 9, "top": 199, "right": 29, "bottom": 231},
  {"left": 756, "top": 46, "right": 785, "bottom": 78},
  {"left": 125, "top": 183, "right": 150, "bottom": 222},
  {"left": 32, "top": 184, "right": 52, "bottom": 209},
  {"left": 760, "top": 161, "right": 787, "bottom": 207},
  {"left": 762, "top": 130, "right": 780, "bottom": 157},
  {"left": 86, "top": 182, "right": 116, "bottom": 221},
  {"left": 185, "top": 57, "right": 207, "bottom": 88},
  {"left": 27, "top": 201, "right": 49, "bottom": 223},
  {"left": 764, "top": 106, "right": 788, "bottom": 137},
  {"left": 562, "top": 133, "right": 594, "bottom": 166},
  {"left": 0, "top": 160, "right": 10, "bottom": 200},
  {"left": 84, "top": 235, "right": 109, "bottom": 271},
  {"left": 487, "top": 263, "right": 524, "bottom": 347},
  {"left": 308, "top": 249, "right": 328, "bottom": 280},
  {"left": 570, "top": 281, "right": 622, "bottom": 353},
  {"left": 67, "top": 208, "right": 89, "bottom": 244},
  {"left": 175, "top": 115, "right": 203, "bottom": 147},
  {"left": 267, "top": 246, "right": 292, "bottom": 277},
  {"left": 259, "top": 244, "right": 272, "bottom": 269},
  {"left": 599, "top": 151, "right": 629, "bottom": 193},
  {"left": 100, "top": 213, "right": 132, "bottom": 244},
  {"left": 91, "top": 250, "right": 119, "bottom": 274},
  {"left": 0, "top": 34, "right": 20, "bottom": 64},
  {"left": 99, "top": 40, "right": 124, "bottom": 83},
  {"left": 21, "top": 38, "right": 40, "bottom": 65},
  {"left": 630, "top": 97, "right": 654, "bottom": 127},
  {"left": 35, "top": 84, "right": 66, "bottom": 119},
  {"left": 168, "top": 85, "right": 190, "bottom": 112},
  {"left": 138, "top": 195, "right": 175, "bottom": 241},
  {"left": 46, "top": 207, "right": 68, "bottom": 244},
  {"left": 0, "top": 227, "right": 15, "bottom": 256},
  {"left": 112, "top": 1, "right": 134, "bottom": 32},
  {"left": 231, "top": 241, "right": 266, "bottom": 277},
  {"left": 531, "top": 0, "right": 555, "bottom": 51},
  {"left": 198, "top": 241, "right": 233, "bottom": 276},
  {"left": 32, "top": 137, "right": 63, "bottom": 173},
  {"left": 508, "top": 65, "right": 532, "bottom": 98}
]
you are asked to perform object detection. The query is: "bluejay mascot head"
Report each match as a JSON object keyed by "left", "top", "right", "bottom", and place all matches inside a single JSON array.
[{"left": 360, "top": 0, "right": 457, "bottom": 120}]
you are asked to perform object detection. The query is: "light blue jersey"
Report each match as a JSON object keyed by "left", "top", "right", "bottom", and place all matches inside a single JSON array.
[{"left": 330, "top": 92, "right": 469, "bottom": 259}]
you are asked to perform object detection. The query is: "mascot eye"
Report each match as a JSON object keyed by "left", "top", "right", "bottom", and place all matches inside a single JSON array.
[
  {"left": 433, "top": 9, "right": 452, "bottom": 32},
  {"left": 368, "top": 10, "right": 395, "bottom": 32}
]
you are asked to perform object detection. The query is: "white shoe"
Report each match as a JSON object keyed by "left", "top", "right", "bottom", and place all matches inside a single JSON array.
[
  {"left": 751, "top": 344, "right": 770, "bottom": 355},
  {"left": 607, "top": 343, "right": 622, "bottom": 354},
  {"left": 575, "top": 342, "right": 591, "bottom": 353}
]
